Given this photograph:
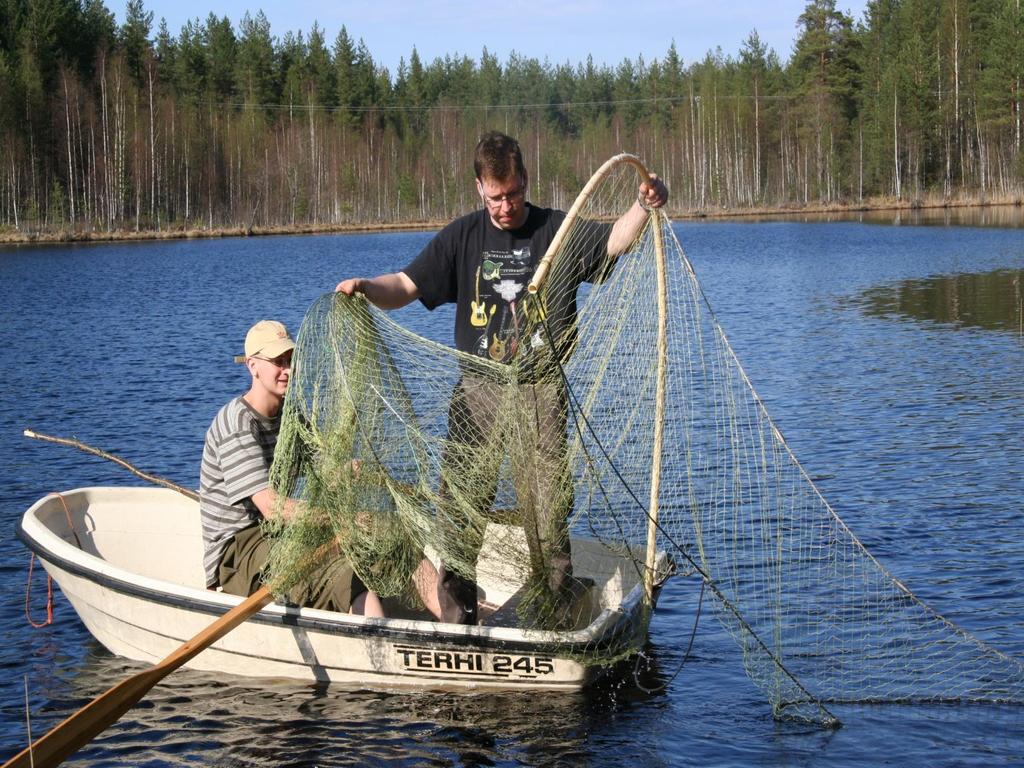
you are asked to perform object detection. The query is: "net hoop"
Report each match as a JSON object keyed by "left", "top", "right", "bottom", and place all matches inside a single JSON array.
[{"left": 528, "top": 153, "right": 667, "bottom": 608}]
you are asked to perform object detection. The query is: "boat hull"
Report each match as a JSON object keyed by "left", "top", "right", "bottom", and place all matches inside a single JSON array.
[{"left": 19, "top": 487, "right": 669, "bottom": 690}]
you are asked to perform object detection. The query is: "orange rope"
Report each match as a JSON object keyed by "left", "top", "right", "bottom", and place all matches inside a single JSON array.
[
  {"left": 53, "top": 491, "right": 84, "bottom": 549},
  {"left": 25, "top": 554, "right": 54, "bottom": 628},
  {"left": 24, "top": 492, "right": 83, "bottom": 629}
]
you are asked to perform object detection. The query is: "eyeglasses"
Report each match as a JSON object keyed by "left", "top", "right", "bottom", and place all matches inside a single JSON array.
[
  {"left": 252, "top": 353, "right": 293, "bottom": 369},
  {"left": 482, "top": 186, "right": 526, "bottom": 209}
]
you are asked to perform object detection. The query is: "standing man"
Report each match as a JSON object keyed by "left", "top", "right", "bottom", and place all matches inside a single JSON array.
[
  {"left": 200, "top": 319, "right": 384, "bottom": 617},
  {"left": 336, "top": 132, "right": 668, "bottom": 627}
]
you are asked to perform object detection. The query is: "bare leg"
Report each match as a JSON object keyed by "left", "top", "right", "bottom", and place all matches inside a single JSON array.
[
  {"left": 435, "top": 377, "right": 500, "bottom": 626},
  {"left": 350, "top": 590, "right": 385, "bottom": 618},
  {"left": 412, "top": 558, "right": 443, "bottom": 620}
]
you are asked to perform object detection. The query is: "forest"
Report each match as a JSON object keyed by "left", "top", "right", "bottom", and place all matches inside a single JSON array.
[{"left": 0, "top": 0, "right": 1021, "bottom": 236}]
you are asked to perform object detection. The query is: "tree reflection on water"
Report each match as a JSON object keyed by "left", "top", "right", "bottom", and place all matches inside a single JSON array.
[{"left": 853, "top": 268, "right": 1023, "bottom": 334}]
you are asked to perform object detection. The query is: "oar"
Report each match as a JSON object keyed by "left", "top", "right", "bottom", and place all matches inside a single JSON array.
[
  {"left": 6, "top": 430, "right": 272, "bottom": 767},
  {"left": 3, "top": 587, "right": 273, "bottom": 768}
]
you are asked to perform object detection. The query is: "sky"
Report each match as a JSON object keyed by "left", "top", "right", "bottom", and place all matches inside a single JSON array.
[{"left": 120, "top": 0, "right": 871, "bottom": 76}]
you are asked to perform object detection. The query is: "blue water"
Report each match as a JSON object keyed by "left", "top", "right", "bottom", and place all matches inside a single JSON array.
[{"left": 1, "top": 218, "right": 1022, "bottom": 766}]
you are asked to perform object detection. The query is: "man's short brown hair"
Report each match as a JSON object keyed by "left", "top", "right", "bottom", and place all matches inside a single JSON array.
[{"left": 474, "top": 131, "right": 527, "bottom": 183}]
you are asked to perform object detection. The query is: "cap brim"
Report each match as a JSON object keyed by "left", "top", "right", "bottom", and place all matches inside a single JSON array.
[{"left": 254, "top": 338, "right": 295, "bottom": 359}]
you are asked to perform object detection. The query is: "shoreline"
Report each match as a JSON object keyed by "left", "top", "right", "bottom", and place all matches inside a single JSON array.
[{"left": 2, "top": 195, "right": 1021, "bottom": 245}]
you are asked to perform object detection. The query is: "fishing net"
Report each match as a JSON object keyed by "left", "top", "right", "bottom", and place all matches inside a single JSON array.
[{"left": 263, "top": 154, "right": 1024, "bottom": 726}]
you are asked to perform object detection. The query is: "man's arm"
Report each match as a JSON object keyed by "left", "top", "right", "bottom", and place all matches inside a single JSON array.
[
  {"left": 249, "top": 487, "right": 300, "bottom": 522},
  {"left": 335, "top": 272, "right": 420, "bottom": 310},
  {"left": 252, "top": 465, "right": 367, "bottom": 537},
  {"left": 606, "top": 174, "right": 669, "bottom": 257}
]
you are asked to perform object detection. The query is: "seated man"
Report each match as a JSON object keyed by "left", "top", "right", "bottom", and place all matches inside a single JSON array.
[{"left": 199, "top": 319, "right": 384, "bottom": 616}]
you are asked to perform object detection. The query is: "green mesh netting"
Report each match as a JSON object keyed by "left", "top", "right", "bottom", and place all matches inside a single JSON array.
[{"left": 264, "top": 154, "right": 1024, "bottom": 726}]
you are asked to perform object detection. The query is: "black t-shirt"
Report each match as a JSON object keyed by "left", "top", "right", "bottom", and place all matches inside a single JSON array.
[{"left": 403, "top": 204, "right": 609, "bottom": 366}]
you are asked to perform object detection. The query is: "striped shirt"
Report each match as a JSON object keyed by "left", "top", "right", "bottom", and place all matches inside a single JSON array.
[{"left": 200, "top": 396, "right": 280, "bottom": 587}]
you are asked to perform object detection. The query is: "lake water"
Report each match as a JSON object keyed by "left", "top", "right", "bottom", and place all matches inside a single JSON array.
[{"left": 1, "top": 211, "right": 1023, "bottom": 766}]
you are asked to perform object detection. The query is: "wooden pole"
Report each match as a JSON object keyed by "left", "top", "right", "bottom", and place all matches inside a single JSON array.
[
  {"left": 22, "top": 429, "right": 198, "bottom": 501},
  {"left": 644, "top": 208, "right": 668, "bottom": 608},
  {"left": 528, "top": 153, "right": 651, "bottom": 294}
]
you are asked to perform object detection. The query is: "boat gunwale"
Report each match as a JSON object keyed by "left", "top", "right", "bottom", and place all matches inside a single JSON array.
[{"left": 18, "top": 487, "right": 661, "bottom": 658}]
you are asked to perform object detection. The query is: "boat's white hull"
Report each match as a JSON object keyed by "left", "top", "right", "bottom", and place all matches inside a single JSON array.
[{"left": 19, "top": 487, "right": 670, "bottom": 690}]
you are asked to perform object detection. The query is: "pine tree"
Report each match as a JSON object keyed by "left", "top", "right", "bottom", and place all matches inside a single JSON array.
[{"left": 119, "top": 0, "right": 153, "bottom": 85}]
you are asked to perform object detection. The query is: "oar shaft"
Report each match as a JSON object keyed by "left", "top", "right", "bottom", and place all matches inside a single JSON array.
[{"left": 2, "top": 588, "right": 273, "bottom": 768}]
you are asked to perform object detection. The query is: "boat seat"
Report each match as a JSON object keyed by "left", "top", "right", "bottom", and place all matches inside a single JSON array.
[{"left": 481, "top": 577, "right": 597, "bottom": 630}]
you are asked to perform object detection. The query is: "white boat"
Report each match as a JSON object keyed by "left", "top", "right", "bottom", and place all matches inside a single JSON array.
[{"left": 18, "top": 486, "right": 673, "bottom": 691}]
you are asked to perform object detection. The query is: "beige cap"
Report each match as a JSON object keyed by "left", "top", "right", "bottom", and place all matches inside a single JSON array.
[{"left": 234, "top": 320, "right": 295, "bottom": 363}]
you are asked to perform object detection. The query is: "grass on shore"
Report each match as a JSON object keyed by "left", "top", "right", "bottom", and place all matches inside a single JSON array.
[{"left": 2, "top": 191, "right": 1021, "bottom": 245}]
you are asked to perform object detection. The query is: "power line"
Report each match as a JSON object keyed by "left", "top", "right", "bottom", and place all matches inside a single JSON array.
[{"left": 175, "top": 92, "right": 808, "bottom": 114}]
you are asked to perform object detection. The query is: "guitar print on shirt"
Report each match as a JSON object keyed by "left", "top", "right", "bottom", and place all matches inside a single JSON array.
[
  {"left": 469, "top": 245, "right": 533, "bottom": 364},
  {"left": 470, "top": 264, "right": 497, "bottom": 328}
]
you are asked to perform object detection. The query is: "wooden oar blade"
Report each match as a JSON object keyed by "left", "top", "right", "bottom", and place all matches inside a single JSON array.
[
  {"left": 3, "top": 588, "right": 273, "bottom": 768},
  {"left": 4, "top": 667, "right": 170, "bottom": 768}
]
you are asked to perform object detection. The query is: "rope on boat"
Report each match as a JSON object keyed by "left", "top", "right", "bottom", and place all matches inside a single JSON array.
[
  {"left": 25, "top": 556, "right": 53, "bottom": 628},
  {"left": 53, "top": 491, "right": 83, "bottom": 549},
  {"left": 633, "top": 577, "right": 706, "bottom": 695},
  {"left": 24, "top": 493, "right": 82, "bottom": 629}
]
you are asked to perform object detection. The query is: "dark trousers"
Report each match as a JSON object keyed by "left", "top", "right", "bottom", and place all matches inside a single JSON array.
[
  {"left": 436, "top": 376, "right": 574, "bottom": 624},
  {"left": 218, "top": 523, "right": 366, "bottom": 613}
]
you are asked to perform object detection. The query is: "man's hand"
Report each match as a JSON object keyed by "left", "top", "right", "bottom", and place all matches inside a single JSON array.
[
  {"left": 638, "top": 174, "right": 669, "bottom": 210},
  {"left": 335, "top": 278, "right": 364, "bottom": 294},
  {"left": 607, "top": 172, "right": 670, "bottom": 257}
]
